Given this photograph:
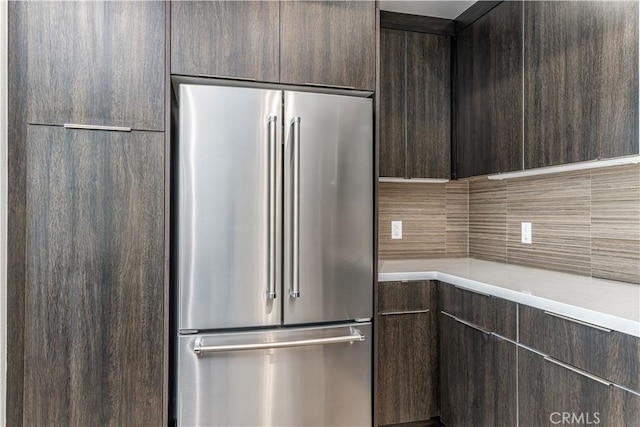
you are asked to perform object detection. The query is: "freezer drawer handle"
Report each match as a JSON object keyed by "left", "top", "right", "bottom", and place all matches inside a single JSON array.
[
  {"left": 267, "top": 115, "right": 278, "bottom": 299},
  {"left": 289, "top": 116, "right": 301, "bottom": 298},
  {"left": 193, "top": 330, "right": 365, "bottom": 356}
]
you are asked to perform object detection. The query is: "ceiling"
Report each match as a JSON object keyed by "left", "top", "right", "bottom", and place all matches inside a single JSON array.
[{"left": 379, "top": 1, "right": 477, "bottom": 20}]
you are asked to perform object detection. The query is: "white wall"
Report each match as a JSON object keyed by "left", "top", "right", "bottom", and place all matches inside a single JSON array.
[{"left": 0, "top": 0, "right": 8, "bottom": 425}]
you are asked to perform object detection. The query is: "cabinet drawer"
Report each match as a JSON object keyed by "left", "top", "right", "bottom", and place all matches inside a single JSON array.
[
  {"left": 438, "top": 283, "right": 517, "bottom": 341},
  {"left": 378, "top": 281, "right": 433, "bottom": 314},
  {"left": 519, "top": 305, "right": 640, "bottom": 393}
]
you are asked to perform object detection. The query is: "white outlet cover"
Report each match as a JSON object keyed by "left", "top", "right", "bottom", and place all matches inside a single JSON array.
[
  {"left": 521, "top": 222, "right": 532, "bottom": 244},
  {"left": 391, "top": 220, "right": 402, "bottom": 240}
]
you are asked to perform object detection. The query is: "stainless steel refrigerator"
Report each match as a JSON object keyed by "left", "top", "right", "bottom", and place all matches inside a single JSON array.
[{"left": 174, "top": 81, "right": 373, "bottom": 426}]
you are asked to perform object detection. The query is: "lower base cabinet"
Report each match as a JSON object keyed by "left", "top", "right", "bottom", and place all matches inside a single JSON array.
[
  {"left": 519, "top": 347, "right": 640, "bottom": 426},
  {"left": 439, "top": 313, "right": 516, "bottom": 427},
  {"left": 376, "top": 281, "right": 438, "bottom": 426}
]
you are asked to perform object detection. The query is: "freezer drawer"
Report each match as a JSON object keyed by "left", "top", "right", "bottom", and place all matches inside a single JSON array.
[{"left": 177, "top": 323, "right": 372, "bottom": 426}]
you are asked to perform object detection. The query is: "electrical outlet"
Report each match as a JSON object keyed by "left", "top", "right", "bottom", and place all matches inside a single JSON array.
[
  {"left": 521, "top": 222, "right": 532, "bottom": 244},
  {"left": 391, "top": 221, "right": 402, "bottom": 240}
]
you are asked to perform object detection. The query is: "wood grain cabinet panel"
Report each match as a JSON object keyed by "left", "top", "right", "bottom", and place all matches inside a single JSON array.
[
  {"left": 25, "top": 1, "right": 165, "bottom": 130},
  {"left": 456, "top": 1, "right": 523, "bottom": 178},
  {"left": 439, "top": 313, "right": 517, "bottom": 427},
  {"left": 379, "top": 28, "right": 451, "bottom": 179},
  {"left": 519, "top": 305, "right": 640, "bottom": 393},
  {"left": 519, "top": 347, "right": 640, "bottom": 426},
  {"left": 171, "top": 1, "right": 279, "bottom": 82},
  {"left": 377, "top": 280, "right": 438, "bottom": 425},
  {"left": 438, "top": 282, "right": 517, "bottom": 341},
  {"left": 524, "top": 0, "right": 639, "bottom": 167},
  {"left": 406, "top": 31, "right": 450, "bottom": 179},
  {"left": 378, "top": 280, "right": 433, "bottom": 314},
  {"left": 379, "top": 28, "right": 406, "bottom": 178},
  {"left": 24, "top": 126, "right": 164, "bottom": 426},
  {"left": 280, "top": 0, "right": 376, "bottom": 90}
]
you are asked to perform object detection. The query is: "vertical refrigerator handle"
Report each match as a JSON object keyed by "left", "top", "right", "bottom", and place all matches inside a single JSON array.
[
  {"left": 267, "top": 116, "right": 278, "bottom": 299},
  {"left": 290, "top": 117, "right": 301, "bottom": 298}
]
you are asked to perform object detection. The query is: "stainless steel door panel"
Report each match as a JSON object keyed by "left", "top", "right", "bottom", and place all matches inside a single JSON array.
[
  {"left": 284, "top": 91, "right": 373, "bottom": 325},
  {"left": 178, "top": 85, "right": 282, "bottom": 330},
  {"left": 177, "top": 323, "right": 372, "bottom": 426}
]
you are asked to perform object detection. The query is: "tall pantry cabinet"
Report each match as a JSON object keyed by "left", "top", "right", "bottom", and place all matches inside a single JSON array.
[{"left": 12, "top": 1, "right": 166, "bottom": 425}]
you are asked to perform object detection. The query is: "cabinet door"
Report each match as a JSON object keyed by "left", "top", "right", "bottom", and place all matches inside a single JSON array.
[
  {"left": 280, "top": 0, "right": 376, "bottom": 90},
  {"left": 26, "top": 1, "right": 165, "bottom": 130},
  {"left": 377, "top": 281, "right": 437, "bottom": 425},
  {"left": 377, "top": 312, "right": 436, "bottom": 425},
  {"left": 524, "top": 0, "right": 639, "bottom": 168},
  {"left": 171, "top": 1, "right": 279, "bottom": 82},
  {"left": 24, "top": 126, "right": 164, "bottom": 426},
  {"left": 406, "top": 32, "right": 450, "bottom": 179},
  {"left": 440, "top": 313, "right": 516, "bottom": 427},
  {"left": 457, "top": 1, "right": 523, "bottom": 178},
  {"left": 379, "top": 28, "right": 406, "bottom": 178},
  {"left": 519, "top": 347, "right": 640, "bottom": 425}
]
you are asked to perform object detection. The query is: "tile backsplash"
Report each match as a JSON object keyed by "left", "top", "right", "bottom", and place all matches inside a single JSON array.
[
  {"left": 379, "top": 163, "right": 640, "bottom": 285},
  {"left": 378, "top": 181, "right": 468, "bottom": 260}
]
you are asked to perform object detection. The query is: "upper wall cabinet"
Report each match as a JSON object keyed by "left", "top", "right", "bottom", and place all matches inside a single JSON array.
[
  {"left": 524, "top": 0, "right": 639, "bottom": 168},
  {"left": 26, "top": 1, "right": 165, "bottom": 131},
  {"left": 171, "top": 1, "right": 279, "bottom": 82},
  {"left": 457, "top": 1, "right": 523, "bottom": 178},
  {"left": 379, "top": 28, "right": 451, "bottom": 179},
  {"left": 280, "top": 0, "right": 376, "bottom": 90}
]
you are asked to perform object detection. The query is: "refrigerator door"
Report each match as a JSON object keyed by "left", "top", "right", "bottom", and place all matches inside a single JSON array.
[
  {"left": 176, "top": 323, "right": 372, "bottom": 426},
  {"left": 177, "top": 84, "right": 282, "bottom": 331},
  {"left": 283, "top": 91, "right": 373, "bottom": 325}
]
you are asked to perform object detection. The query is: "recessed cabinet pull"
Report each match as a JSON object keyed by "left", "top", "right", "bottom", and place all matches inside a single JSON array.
[
  {"left": 380, "top": 309, "right": 429, "bottom": 316},
  {"left": 543, "top": 311, "right": 612, "bottom": 333},
  {"left": 454, "top": 285, "right": 491, "bottom": 298},
  {"left": 196, "top": 73, "right": 257, "bottom": 82},
  {"left": 441, "top": 311, "right": 492, "bottom": 336},
  {"left": 63, "top": 123, "right": 132, "bottom": 132},
  {"left": 304, "top": 82, "right": 356, "bottom": 90},
  {"left": 543, "top": 356, "right": 613, "bottom": 387}
]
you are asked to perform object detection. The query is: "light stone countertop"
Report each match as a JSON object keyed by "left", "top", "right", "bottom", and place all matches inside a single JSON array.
[{"left": 379, "top": 258, "right": 640, "bottom": 338}]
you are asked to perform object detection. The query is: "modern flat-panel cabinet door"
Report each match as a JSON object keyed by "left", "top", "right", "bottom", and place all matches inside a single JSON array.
[
  {"left": 280, "top": 0, "right": 376, "bottom": 90},
  {"left": 439, "top": 313, "right": 516, "bottom": 427},
  {"left": 524, "top": 0, "right": 639, "bottom": 168},
  {"left": 379, "top": 28, "right": 406, "bottom": 178},
  {"left": 24, "top": 125, "right": 164, "bottom": 426},
  {"left": 519, "top": 347, "right": 640, "bottom": 425},
  {"left": 406, "top": 31, "right": 450, "bottom": 179},
  {"left": 379, "top": 28, "right": 451, "bottom": 179},
  {"left": 25, "top": 1, "right": 165, "bottom": 130},
  {"left": 456, "top": 1, "right": 523, "bottom": 178},
  {"left": 171, "top": 1, "right": 279, "bottom": 82},
  {"left": 376, "top": 281, "right": 438, "bottom": 425}
]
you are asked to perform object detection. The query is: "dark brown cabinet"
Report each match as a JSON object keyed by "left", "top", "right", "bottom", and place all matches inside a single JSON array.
[
  {"left": 23, "top": 125, "right": 165, "bottom": 426},
  {"left": 439, "top": 313, "right": 517, "bottom": 427},
  {"left": 379, "top": 28, "right": 451, "bottom": 179},
  {"left": 456, "top": 0, "right": 523, "bottom": 178},
  {"left": 439, "top": 288, "right": 517, "bottom": 427},
  {"left": 376, "top": 281, "right": 438, "bottom": 426},
  {"left": 280, "top": 0, "right": 376, "bottom": 90},
  {"left": 379, "top": 28, "right": 405, "bottom": 178},
  {"left": 519, "top": 347, "right": 640, "bottom": 426},
  {"left": 524, "top": 0, "right": 639, "bottom": 168},
  {"left": 519, "top": 305, "right": 640, "bottom": 394},
  {"left": 171, "top": 1, "right": 279, "bottom": 82},
  {"left": 25, "top": 1, "right": 165, "bottom": 131}
]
